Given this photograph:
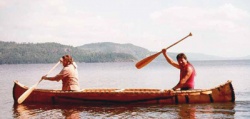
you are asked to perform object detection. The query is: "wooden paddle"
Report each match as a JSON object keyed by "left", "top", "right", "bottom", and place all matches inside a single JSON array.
[
  {"left": 135, "top": 32, "right": 192, "bottom": 69},
  {"left": 17, "top": 61, "right": 61, "bottom": 104}
]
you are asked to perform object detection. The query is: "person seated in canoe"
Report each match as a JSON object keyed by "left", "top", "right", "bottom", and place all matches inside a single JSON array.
[
  {"left": 42, "top": 55, "right": 80, "bottom": 91},
  {"left": 162, "top": 49, "right": 196, "bottom": 91}
]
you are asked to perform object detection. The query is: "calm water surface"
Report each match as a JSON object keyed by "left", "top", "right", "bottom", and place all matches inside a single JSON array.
[{"left": 0, "top": 60, "right": 250, "bottom": 118}]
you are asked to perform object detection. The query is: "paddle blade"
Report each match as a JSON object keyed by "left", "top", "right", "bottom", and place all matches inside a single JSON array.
[
  {"left": 135, "top": 52, "right": 161, "bottom": 69},
  {"left": 17, "top": 61, "right": 60, "bottom": 104},
  {"left": 17, "top": 84, "right": 36, "bottom": 104}
]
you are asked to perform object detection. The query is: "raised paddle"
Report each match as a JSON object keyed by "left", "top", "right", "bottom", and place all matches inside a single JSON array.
[
  {"left": 135, "top": 32, "right": 192, "bottom": 69},
  {"left": 17, "top": 61, "right": 61, "bottom": 104}
]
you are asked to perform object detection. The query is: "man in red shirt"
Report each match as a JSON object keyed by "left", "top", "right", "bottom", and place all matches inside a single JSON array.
[{"left": 162, "top": 49, "right": 196, "bottom": 90}]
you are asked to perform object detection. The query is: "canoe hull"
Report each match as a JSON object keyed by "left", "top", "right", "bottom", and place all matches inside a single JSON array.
[{"left": 13, "top": 80, "right": 235, "bottom": 104}]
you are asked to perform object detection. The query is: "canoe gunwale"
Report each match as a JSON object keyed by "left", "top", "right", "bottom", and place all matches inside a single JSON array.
[{"left": 13, "top": 80, "right": 232, "bottom": 93}]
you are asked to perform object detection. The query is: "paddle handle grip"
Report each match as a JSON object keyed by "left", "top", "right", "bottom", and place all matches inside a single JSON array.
[{"left": 165, "top": 32, "right": 192, "bottom": 50}]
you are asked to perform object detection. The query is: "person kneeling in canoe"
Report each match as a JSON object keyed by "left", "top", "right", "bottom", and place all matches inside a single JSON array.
[
  {"left": 162, "top": 49, "right": 196, "bottom": 91},
  {"left": 42, "top": 55, "right": 80, "bottom": 91}
]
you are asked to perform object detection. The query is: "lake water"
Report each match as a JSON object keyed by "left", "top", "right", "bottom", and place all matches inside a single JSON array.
[{"left": 0, "top": 60, "right": 250, "bottom": 118}]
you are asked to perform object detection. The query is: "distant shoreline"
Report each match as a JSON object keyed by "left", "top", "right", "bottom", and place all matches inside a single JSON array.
[
  {"left": 0, "top": 41, "right": 249, "bottom": 64},
  {"left": 1, "top": 59, "right": 249, "bottom": 65}
]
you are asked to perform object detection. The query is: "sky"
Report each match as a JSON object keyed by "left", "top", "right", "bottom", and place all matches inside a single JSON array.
[{"left": 0, "top": 0, "right": 250, "bottom": 57}]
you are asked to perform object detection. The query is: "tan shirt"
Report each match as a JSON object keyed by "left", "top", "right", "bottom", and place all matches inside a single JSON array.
[{"left": 50, "top": 63, "right": 80, "bottom": 91}]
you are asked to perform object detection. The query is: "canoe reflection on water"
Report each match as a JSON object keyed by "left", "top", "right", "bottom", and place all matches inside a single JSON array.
[
  {"left": 13, "top": 104, "right": 80, "bottom": 119},
  {"left": 177, "top": 103, "right": 235, "bottom": 118},
  {"left": 13, "top": 102, "right": 235, "bottom": 118}
]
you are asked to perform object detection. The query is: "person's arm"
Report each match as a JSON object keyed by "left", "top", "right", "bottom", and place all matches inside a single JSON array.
[
  {"left": 43, "top": 74, "right": 63, "bottom": 82},
  {"left": 42, "top": 68, "right": 68, "bottom": 82},
  {"left": 162, "top": 49, "right": 180, "bottom": 69},
  {"left": 172, "top": 66, "right": 193, "bottom": 90}
]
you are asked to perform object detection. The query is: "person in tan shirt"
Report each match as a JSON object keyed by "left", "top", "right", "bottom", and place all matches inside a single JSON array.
[{"left": 42, "top": 55, "right": 80, "bottom": 91}]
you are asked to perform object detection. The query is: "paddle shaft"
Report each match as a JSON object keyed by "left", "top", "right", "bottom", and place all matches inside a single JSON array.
[
  {"left": 164, "top": 32, "right": 192, "bottom": 50},
  {"left": 17, "top": 61, "right": 61, "bottom": 104},
  {"left": 135, "top": 33, "right": 192, "bottom": 69},
  {"left": 156, "top": 32, "right": 193, "bottom": 55}
]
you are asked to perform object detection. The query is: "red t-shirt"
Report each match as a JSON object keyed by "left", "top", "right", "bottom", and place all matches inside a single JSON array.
[{"left": 180, "top": 63, "right": 196, "bottom": 88}]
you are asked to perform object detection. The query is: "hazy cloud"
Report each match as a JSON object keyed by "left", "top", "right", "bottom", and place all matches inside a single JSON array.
[{"left": 0, "top": 1, "right": 249, "bottom": 57}]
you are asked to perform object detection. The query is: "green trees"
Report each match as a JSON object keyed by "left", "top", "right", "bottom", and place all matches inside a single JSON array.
[{"left": 0, "top": 41, "right": 138, "bottom": 64}]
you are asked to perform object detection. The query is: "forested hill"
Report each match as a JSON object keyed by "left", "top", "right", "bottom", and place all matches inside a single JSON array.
[
  {"left": 78, "top": 42, "right": 150, "bottom": 59},
  {"left": 0, "top": 41, "right": 150, "bottom": 64},
  {"left": 1, "top": 41, "right": 243, "bottom": 64}
]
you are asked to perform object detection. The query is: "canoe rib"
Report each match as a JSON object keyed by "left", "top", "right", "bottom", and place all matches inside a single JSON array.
[{"left": 13, "top": 80, "right": 235, "bottom": 104}]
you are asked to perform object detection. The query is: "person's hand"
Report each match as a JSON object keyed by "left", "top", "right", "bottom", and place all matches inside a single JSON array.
[
  {"left": 59, "top": 58, "right": 63, "bottom": 63},
  {"left": 162, "top": 49, "right": 166, "bottom": 54},
  {"left": 42, "top": 75, "right": 47, "bottom": 80},
  {"left": 168, "top": 89, "right": 174, "bottom": 95}
]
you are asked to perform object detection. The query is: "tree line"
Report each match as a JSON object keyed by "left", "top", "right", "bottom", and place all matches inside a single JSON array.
[{"left": 0, "top": 41, "right": 137, "bottom": 64}]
